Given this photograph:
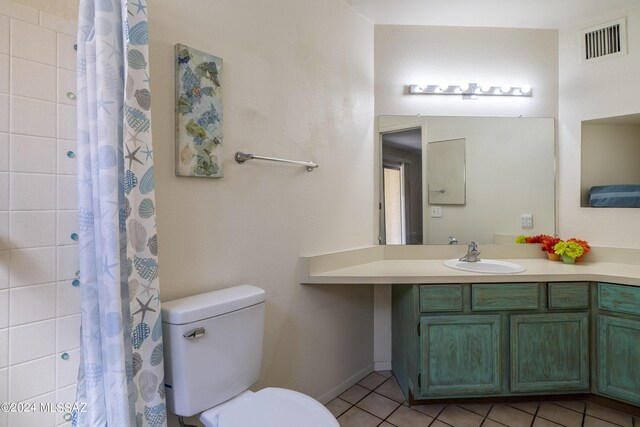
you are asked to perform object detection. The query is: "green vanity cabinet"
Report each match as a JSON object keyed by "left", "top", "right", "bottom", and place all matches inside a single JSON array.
[
  {"left": 510, "top": 313, "right": 589, "bottom": 392},
  {"left": 419, "top": 314, "right": 501, "bottom": 397},
  {"left": 392, "top": 282, "right": 592, "bottom": 402},
  {"left": 597, "top": 283, "right": 640, "bottom": 405}
]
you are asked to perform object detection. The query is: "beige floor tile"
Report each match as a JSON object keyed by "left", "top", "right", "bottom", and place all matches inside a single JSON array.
[
  {"left": 532, "top": 417, "right": 563, "bottom": 427},
  {"left": 432, "top": 421, "right": 454, "bottom": 427},
  {"left": 379, "top": 423, "right": 395, "bottom": 427},
  {"left": 356, "top": 392, "right": 400, "bottom": 419},
  {"left": 376, "top": 370, "right": 393, "bottom": 378},
  {"left": 507, "top": 401, "right": 539, "bottom": 415},
  {"left": 481, "top": 420, "right": 507, "bottom": 427},
  {"left": 339, "top": 384, "right": 370, "bottom": 405},
  {"left": 459, "top": 403, "right": 493, "bottom": 417},
  {"left": 586, "top": 402, "right": 633, "bottom": 427},
  {"left": 487, "top": 404, "right": 533, "bottom": 427},
  {"left": 337, "top": 406, "right": 382, "bottom": 427},
  {"left": 537, "top": 402, "right": 583, "bottom": 427},
  {"left": 358, "top": 372, "right": 388, "bottom": 390},
  {"left": 376, "top": 377, "right": 407, "bottom": 403},
  {"left": 412, "top": 403, "right": 446, "bottom": 418},
  {"left": 387, "top": 405, "right": 433, "bottom": 427},
  {"left": 552, "top": 400, "right": 586, "bottom": 414},
  {"left": 583, "top": 415, "right": 620, "bottom": 427},
  {"left": 326, "top": 398, "right": 352, "bottom": 418},
  {"left": 437, "top": 405, "right": 484, "bottom": 427}
]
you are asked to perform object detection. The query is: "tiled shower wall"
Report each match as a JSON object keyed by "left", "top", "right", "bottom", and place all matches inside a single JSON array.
[{"left": 0, "top": 1, "right": 80, "bottom": 426}]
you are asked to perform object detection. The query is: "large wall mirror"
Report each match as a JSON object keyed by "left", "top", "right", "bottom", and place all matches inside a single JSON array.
[{"left": 378, "top": 116, "right": 556, "bottom": 245}]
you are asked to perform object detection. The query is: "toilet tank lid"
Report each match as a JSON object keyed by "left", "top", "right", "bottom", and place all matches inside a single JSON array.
[{"left": 161, "top": 285, "right": 265, "bottom": 325}]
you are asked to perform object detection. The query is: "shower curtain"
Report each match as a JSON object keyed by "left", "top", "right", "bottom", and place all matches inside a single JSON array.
[{"left": 75, "top": 0, "right": 166, "bottom": 426}]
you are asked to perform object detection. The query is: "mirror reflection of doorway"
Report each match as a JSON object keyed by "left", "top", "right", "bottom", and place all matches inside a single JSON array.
[{"left": 380, "top": 128, "right": 423, "bottom": 244}]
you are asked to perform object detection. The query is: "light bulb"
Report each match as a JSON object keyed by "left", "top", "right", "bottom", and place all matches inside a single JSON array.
[
  {"left": 460, "top": 83, "right": 470, "bottom": 92},
  {"left": 481, "top": 85, "right": 491, "bottom": 93},
  {"left": 500, "top": 86, "right": 512, "bottom": 93},
  {"left": 521, "top": 85, "right": 531, "bottom": 94}
]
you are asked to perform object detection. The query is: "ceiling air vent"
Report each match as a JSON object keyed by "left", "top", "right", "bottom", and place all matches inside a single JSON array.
[{"left": 581, "top": 17, "right": 627, "bottom": 63}]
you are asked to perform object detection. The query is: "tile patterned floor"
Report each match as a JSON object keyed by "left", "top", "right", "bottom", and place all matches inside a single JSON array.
[{"left": 326, "top": 372, "right": 640, "bottom": 427}]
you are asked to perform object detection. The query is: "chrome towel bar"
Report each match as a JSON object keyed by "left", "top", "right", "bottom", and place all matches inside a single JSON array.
[{"left": 234, "top": 151, "right": 319, "bottom": 172}]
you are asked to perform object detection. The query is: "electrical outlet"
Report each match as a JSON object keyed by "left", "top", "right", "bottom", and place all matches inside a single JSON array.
[
  {"left": 430, "top": 206, "right": 442, "bottom": 218},
  {"left": 520, "top": 213, "right": 533, "bottom": 229}
]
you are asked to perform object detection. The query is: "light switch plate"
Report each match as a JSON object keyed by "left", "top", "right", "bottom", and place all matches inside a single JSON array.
[
  {"left": 521, "top": 213, "right": 533, "bottom": 229},
  {"left": 431, "top": 206, "right": 442, "bottom": 218}
]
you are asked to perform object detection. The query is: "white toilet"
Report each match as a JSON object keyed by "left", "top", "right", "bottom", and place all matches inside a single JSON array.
[{"left": 162, "top": 285, "right": 339, "bottom": 427}]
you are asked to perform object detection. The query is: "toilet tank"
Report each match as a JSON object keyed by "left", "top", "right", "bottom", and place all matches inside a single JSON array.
[{"left": 161, "top": 285, "right": 266, "bottom": 417}]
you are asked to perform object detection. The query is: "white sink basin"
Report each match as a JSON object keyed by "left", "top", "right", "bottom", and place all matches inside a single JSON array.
[{"left": 444, "top": 259, "right": 526, "bottom": 274}]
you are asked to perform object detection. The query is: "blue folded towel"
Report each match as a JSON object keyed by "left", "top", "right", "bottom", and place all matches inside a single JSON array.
[{"left": 589, "top": 184, "right": 640, "bottom": 208}]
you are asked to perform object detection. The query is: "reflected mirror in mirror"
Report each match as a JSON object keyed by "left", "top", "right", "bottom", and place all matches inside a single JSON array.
[
  {"left": 378, "top": 116, "right": 556, "bottom": 245},
  {"left": 581, "top": 113, "right": 640, "bottom": 208}
]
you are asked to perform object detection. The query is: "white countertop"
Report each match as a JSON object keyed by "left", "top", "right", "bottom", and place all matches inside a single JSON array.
[{"left": 300, "top": 245, "right": 640, "bottom": 286}]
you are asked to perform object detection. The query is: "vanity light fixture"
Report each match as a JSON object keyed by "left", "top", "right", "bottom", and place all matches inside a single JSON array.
[{"left": 409, "top": 83, "right": 532, "bottom": 99}]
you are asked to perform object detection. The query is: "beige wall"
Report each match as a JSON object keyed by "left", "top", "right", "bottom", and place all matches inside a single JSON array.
[
  {"left": 148, "top": 0, "right": 375, "bottom": 423},
  {"left": 7, "top": 0, "right": 77, "bottom": 21},
  {"left": 559, "top": 6, "right": 640, "bottom": 247}
]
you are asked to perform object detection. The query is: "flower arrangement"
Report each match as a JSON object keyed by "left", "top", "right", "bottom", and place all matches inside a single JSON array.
[
  {"left": 567, "top": 238, "right": 591, "bottom": 261},
  {"left": 516, "top": 235, "right": 590, "bottom": 262},
  {"left": 553, "top": 241, "right": 585, "bottom": 264}
]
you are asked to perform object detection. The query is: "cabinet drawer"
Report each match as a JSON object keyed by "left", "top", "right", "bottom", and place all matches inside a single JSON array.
[
  {"left": 419, "top": 285, "right": 463, "bottom": 312},
  {"left": 598, "top": 283, "right": 640, "bottom": 315},
  {"left": 548, "top": 282, "right": 589, "bottom": 309},
  {"left": 472, "top": 283, "right": 539, "bottom": 311}
]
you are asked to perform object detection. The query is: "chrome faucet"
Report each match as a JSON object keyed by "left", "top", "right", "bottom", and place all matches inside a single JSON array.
[
  {"left": 448, "top": 236, "right": 458, "bottom": 245},
  {"left": 459, "top": 242, "right": 481, "bottom": 262}
]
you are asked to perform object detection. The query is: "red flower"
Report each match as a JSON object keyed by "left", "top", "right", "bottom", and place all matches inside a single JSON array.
[{"left": 540, "top": 237, "right": 561, "bottom": 254}]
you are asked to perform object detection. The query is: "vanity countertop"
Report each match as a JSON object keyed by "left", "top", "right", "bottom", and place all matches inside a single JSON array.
[{"left": 300, "top": 245, "right": 640, "bottom": 287}]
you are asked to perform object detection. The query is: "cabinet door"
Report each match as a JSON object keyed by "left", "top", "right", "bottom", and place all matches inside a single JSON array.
[
  {"left": 598, "top": 315, "right": 640, "bottom": 405},
  {"left": 511, "top": 313, "right": 589, "bottom": 392},
  {"left": 419, "top": 315, "right": 501, "bottom": 397}
]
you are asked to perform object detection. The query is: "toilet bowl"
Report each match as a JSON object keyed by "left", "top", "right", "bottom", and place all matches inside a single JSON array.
[{"left": 161, "top": 285, "right": 339, "bottom": 427}]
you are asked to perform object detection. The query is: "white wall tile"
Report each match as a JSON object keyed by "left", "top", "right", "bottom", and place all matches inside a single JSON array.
[
  {"left": 0, "top": 329, "right": 7, "bottom": 368},
  {"left": 0, "top": 212, "right": 7, "bottom": 250},
  {"left": 10, "top": 96, "right": 56, "bottom": 137},
  {"left": 10, "top": 57, "right": 56, "bottom": 101},
  {"left": 8, "top": 391, "right": 56, "bottom": 427},
  {"left": 56, "top": 245, "right": 77, "bottom": 281},
  {"left": 0, "top": 367, "right": 6, "bottom": 403},
  {"left": 0, "top": 173, "right": 7, "bottom": 209},
  {"left": 0, "top": 290, "right": 7, "bottom": 329},
  {"left": 57, "top": 210, "right": 77, "bottom": 246},
  {"left": 57, "top": 175, "right": 77, "bottom": 210},
  {"left": 57, "top": 139, "right": 77, "bottom": 175},
  {"left": 56, "top": 314, "right": 79, "bottom": 351},
  {"left": 0, "top": 54, "right": 7, "bottom": 93},
  {"left": 9, "top": 356, "right": 55, "bottom": 403},
  {"left": 0, "top": 93, "right": 7, "bottom": 132},
  {"left": 56, "top": 34, "right": 76, "bottom": 72},
  {"left": 55, "top": 348, "right": 78, "bottom": 388},
  {"left": 10, "top": 173, "right": 56, "bottom": 210},
  {"left": 0, "top": 15, "right": 9, "bottom": 55},
  {"left": 10, "top": 19, "right": 55, "bottom": 65},
  {"left": 57, "top": 68, "right": 76, "bottom": 106},
  {"left": 10, "top": 134, "right": 56, "bottom": 174},
  {"left": 0, "top": 251, "right": 7, "bottom": 289},
  {"left": 9, "top": 282, "right": 56, "bottom": 325},
  {"left": 0, "top": 1, "right": 38, "bottom": 24},
  {"left": 0, "top": 133, "right": 7, "bottom": 171},
  {"left": 9, "top": 247, "right": 56, "bottom": 287},
  {"left": 55, "top": 384, "right": 76, "bottom": 426},
  {"left": 10, "top": 211, "right": 56, "bottom": 248},
  {"left": 39, "top": 12, "right": 76, "bottom": 36},
  {"left": 57, "top": 280, "right": 79, "bottom": 317},
  {"left": 57, "top": 104, "right": 76, "bottom": 140},
  {"left": 9, "top": 319, "right": 55, "bottom": 364}
]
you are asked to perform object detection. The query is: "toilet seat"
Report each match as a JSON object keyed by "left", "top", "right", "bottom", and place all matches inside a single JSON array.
[{"left": 214, "top": 387, "right": 339, "bottom": 427}]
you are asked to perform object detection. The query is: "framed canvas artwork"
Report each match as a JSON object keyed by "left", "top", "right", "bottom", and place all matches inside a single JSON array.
[{"left": 175, "top": 44, "right": 223, "bottom": 177}]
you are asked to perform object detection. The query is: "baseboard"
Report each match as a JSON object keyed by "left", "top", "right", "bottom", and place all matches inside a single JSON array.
[
  {"left": 316, "top": 363, "right": 374, "bottom": 404},
  {"left": 374, "top": 361, "right": 392, "bottom": 371}
]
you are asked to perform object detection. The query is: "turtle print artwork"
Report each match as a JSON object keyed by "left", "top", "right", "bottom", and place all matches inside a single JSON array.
[{"left": 175, "top": 44, "right": 224, "bottom": 177}]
